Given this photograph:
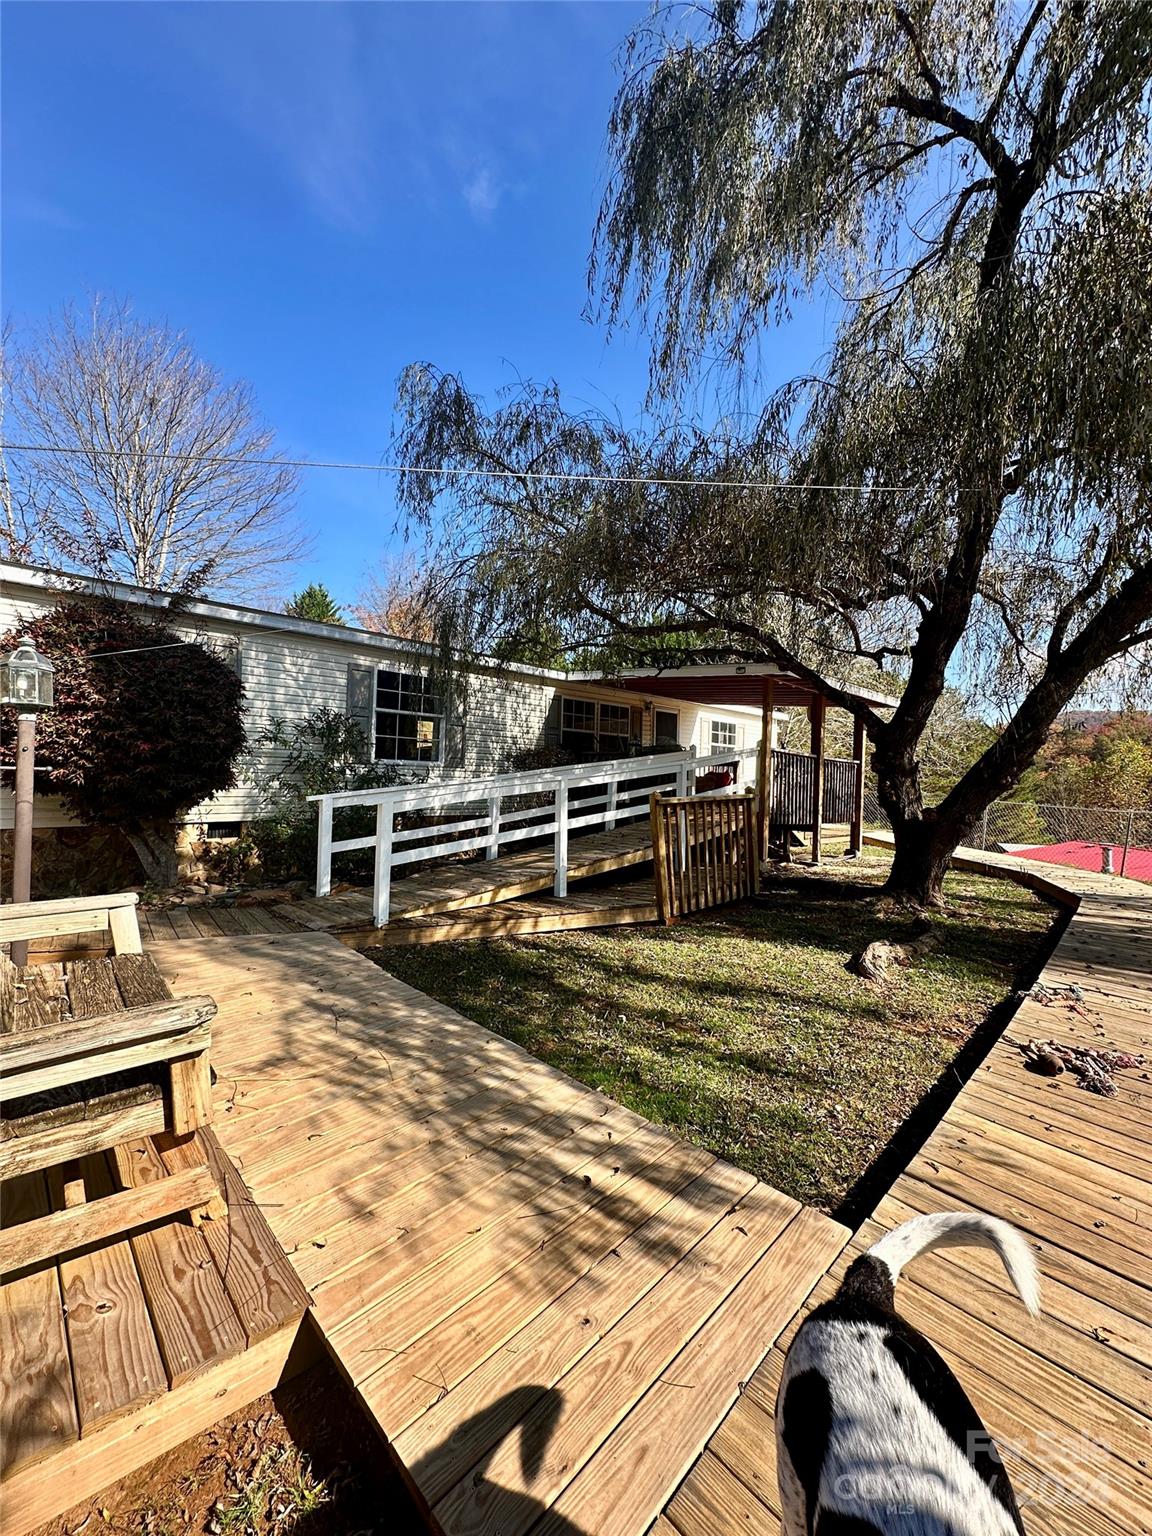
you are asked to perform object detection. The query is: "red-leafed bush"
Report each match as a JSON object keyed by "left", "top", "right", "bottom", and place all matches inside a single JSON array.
[{"left": 0, "top": 598, "right": 245, "bottom": 884}]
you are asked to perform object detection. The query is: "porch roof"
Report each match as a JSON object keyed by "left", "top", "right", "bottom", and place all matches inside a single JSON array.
[{"left": 602, "top": 663, "right": 898, "bottom": 711}]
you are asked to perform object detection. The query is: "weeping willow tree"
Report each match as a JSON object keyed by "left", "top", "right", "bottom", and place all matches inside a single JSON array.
[{"left": 395, "top": 0, "right": 1152, "bottom": 906}]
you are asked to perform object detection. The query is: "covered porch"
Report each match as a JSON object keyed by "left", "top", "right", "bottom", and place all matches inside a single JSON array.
[{"left": 615, "top": 663, "right": 895, "bottom": 865}]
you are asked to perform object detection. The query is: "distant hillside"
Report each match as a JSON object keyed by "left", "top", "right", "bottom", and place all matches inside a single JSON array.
[
  {"left": 1057, "top": 709, "right": 1150, "bottom": 734},
  {"left": 1016, "top": 710, "right": 1152, "bottom": 809}
]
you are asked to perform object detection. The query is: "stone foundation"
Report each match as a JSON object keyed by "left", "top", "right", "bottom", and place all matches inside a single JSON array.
[{"left": 2, "top": 824, "right": 147, "bottom": 899}]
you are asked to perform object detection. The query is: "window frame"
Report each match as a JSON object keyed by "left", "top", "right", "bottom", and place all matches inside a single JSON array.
[
  {"left": 708, "top": 718, "right": 738, "bottom": 753},
  {"left": 373, "top": 666, "right": 445, "bottom": 766},
  {"left": 653, "top": 707, "right": 680, "bottom": 747},
  {"left": 559, "top": 694, "right": 638, "bottom": 755},
  {"left": 595, "top": 701, "right": 633, "bottom": 746}
]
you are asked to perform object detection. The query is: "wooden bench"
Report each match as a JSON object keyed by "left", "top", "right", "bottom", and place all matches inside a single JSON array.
[
  {"left": 1, "top": 893, "right": 223, "bottom": 1256},
  {"left": 1, "top": 889, "right": 145, "bottom": 966}
]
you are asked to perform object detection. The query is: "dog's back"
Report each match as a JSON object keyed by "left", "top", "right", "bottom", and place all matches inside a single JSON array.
[{"left": 776, "top": 1212, "right": 1040, "bottom": 1535}]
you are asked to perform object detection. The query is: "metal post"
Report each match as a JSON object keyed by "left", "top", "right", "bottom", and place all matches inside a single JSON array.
[
  {"left": 849, "top": 713, "right": 865, "bottom": 857},
  {"left": 485, "top": 793, "right": 501, "bottom": 860},
  {"left": 10, "top": 714, "right": 36, "bottom": 968},
  {"left": 372, "top": 803, "right": 395, "bottom": 927},
  {"left": 980, "top": 807, "right": 989, "bottom": 851},
  {"left": 554, "top": 781, "right": 569, "bottom": 897},
  {"left": 1121, "top": 810, "right": 1134, "bottom": 878},
  {"left": 757, "top": 677, "right": 774, "bottom": 863},
  {"left": 315, "top": 797, "right": 334, "bottom": 897},
  {"left": 809, "top": 695, "right": 826, "bottom": 866}
]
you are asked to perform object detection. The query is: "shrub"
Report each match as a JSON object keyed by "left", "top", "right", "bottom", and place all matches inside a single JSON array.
[
  {"left": 199, "top": 833, "right": 260, "bottom": 886},
  {"left": 0, "top": 598, "right": 246, "bottom": 886},
  {"left": 247, "top": 708, "right": 413, "bottom": 885},
  {"left": 502, "top": 743, "right": 581, "bottom": 774}
]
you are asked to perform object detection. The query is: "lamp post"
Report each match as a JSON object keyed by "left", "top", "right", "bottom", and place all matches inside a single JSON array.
[{"left": 2, "top": 636, "right": 55, "bottom": 967}]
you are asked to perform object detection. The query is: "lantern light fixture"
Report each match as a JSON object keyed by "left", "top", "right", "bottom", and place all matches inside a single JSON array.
[{"left": 0, "top": 635, "right": 55, "bottom": 711}]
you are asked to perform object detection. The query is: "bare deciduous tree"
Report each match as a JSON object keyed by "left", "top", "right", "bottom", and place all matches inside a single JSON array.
[
  {"left": 3, "top": 300, "right": 306, "bottom": 596},
  {"left": 351, "top": 553, "right": 438, "bottom": 641}
]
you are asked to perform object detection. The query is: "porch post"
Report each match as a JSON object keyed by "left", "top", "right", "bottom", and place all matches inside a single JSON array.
[
  {"left": 849, "top": 713, "right": 866, "bottom": 856},
  {"left": 756, "top": 676, "right": 775, "bottom": 863},
  {"left": 809, "top": 693, "right": 826, "bottom": 865},
  {"left": 554, "top": 781, "right": 569, "bottom": 898}
]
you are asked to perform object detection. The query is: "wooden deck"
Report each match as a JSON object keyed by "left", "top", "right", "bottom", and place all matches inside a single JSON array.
[
  {"left": 125, "top": 824, "right": 664, "bottom": 950},
  {"left": 7, "top": 832, "right": 1149, "bottom": 1535},
  {"left": 144, "top": 930, "right": 850, "bottom": 1536},
  {"left": 661, "top": 839, "right": 1152, "bottom": 1536},
  {"left": 102, "top": 822, "right": 662, "bottom": 951}
]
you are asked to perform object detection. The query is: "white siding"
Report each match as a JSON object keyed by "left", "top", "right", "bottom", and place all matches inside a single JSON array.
[{"left": 0, "top": 568, "right": 767, "bottom": 828}]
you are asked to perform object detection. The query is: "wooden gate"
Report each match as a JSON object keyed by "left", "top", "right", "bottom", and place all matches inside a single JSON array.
[{"left": 650, "top": 793, "right": 760, "bottom": 923}]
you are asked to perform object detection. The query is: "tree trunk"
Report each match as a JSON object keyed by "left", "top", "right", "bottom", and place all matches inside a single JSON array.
[
  {"left": 872, "top": 739, "right": 959, "bottom": 908},
  {"left": 883, "top": 820, "right": 956, "bottom": 908},
  {"left": 125, "top": 821, "right": 179, "bottom": 889}
]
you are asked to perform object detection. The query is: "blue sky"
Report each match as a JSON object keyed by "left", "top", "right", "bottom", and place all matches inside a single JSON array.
[{"left": 3, "top": 1, "right": 829, "bottom": 608}]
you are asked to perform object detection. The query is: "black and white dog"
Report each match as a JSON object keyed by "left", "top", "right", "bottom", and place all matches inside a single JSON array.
[{"left": 776, "top": 1211, "right": 1040, "bottom": 1535}]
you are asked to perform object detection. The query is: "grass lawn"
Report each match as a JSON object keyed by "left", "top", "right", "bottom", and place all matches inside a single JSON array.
[{"left": 369, "top": 858, "right": 1055, "bottom": 1216}]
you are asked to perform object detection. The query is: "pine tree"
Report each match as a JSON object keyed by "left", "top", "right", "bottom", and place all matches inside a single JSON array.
[{"left": 285, "top": 583, "right": 344, "bottom": 625}]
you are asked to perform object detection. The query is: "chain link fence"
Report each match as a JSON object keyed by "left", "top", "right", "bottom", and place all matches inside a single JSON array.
[{"left": 862, "top": 791, "right": 1152, "bottom": 884}]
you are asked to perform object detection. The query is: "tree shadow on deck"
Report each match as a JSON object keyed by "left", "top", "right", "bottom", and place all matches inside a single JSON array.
[{"left": 150, "top": 931, "right": 752, "bottom": 1391}]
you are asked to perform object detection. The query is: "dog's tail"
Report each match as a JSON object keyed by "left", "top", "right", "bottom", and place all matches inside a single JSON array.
[{"left": 864, "top": 1211, "right": 1041, "bottom": 1315}]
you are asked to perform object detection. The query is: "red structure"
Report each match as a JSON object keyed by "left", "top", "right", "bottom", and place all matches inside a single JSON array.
[{"left": 1015, "top": 838, "right": 1152, "bottom": 883}]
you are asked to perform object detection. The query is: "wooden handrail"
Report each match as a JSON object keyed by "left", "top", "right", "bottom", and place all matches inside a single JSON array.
[
  {"left": 0, "top": 995, "right": 216, "bottom": 1101},
  {"left": 0, "top": 995, "right": 217, "bottom": 1075},
  {"left": 0, "top": 892, "right": 139, "bottom": 918}
]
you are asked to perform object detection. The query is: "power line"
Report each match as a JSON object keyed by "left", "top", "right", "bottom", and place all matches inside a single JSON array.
[
  {"left": 87, "top": 642, "right": 193, "bottom": 659},
  {"left": 0, "top": 440, "right": 924, "bottom": 495}
]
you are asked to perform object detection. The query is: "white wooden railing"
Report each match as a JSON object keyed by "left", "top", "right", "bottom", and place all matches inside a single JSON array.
[{"left": 311, "top": 746, "right": 759, "bottom": 927}]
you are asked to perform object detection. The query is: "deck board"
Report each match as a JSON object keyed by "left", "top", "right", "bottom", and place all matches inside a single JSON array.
[
  {"left": 0, "top": 1172, "right": 79, "bottom": 1475},
  {"left": 661, "top": 838, "right": 1152, "bottom": 1536},
  {"left": 150, "top": 930, "right": 849, "bottom": 1536},
  {"left": 58, "top": 1153, "right": 167, "bottom": 1436}
]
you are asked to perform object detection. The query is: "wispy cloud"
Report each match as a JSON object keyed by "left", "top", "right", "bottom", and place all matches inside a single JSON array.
[
  {"left": 7, "top": 193, "right": 80, "bottom": 230},
  {"left": 163, "top": 4, "right": 377, "bottom": 232},
  {"left": 462, "top": 164, "right": 502, "bottom": 222}
]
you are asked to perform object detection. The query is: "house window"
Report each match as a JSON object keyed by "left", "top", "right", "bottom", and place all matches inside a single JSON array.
[
  {"left": 559, "top": 696, "right": 636, "bottom": 755},
  {"left": 597, "top": 702, "right": 632, "bottom": 751},
  {"left": 653, "top": 708, "right": 679, "bottom": 747},
  {"left": 374, "top": 669, "right": 443, "bottom": 763},
  {"left": 709, "top": 719, "right": 738, "bottom": 752},
  {"left": 560, "top": 696, "right": 597, "bottom": 753}
]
